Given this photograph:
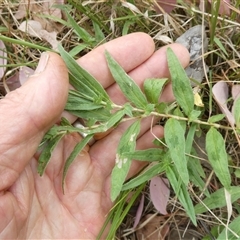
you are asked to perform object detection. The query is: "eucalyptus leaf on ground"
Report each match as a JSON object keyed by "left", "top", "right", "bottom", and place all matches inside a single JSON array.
[
  {"left": 111, "top": 121, "right": 140, "bottom": 201},
  {"left": 206, "top": 127, "right": 231, "bottom": 189},
  {"left": 167, "top": 47, "right": 194, "bottom": 116},
  {"left": 164, "top": 118, "right": 189, "bottom": 186},
  {"left": 105, "top": 50, "right": 148, "bottom": 109}
]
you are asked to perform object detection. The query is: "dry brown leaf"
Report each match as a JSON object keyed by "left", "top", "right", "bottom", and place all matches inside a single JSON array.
[
  {"left": 212, "top": 81, "right": 235, "bottom": 126},
  {"left": 136, "top": 214, "right": 169, "bottom": 240},
  {"left": 18, "top": 20, "right": 59, "bottom": 50},
  {"left": 155, "top": 0, "right": 177, "bottom": 14},
  {"left": 4, "top": 72, "right": 20, "bottom": 91},
  {"left": 150, "top": 177, "right": 170, "bottom": 215}
]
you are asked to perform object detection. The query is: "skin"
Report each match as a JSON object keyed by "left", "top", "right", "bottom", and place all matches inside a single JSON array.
[{"left": 0, "top": 32, "right": 189, "bottom": 239}]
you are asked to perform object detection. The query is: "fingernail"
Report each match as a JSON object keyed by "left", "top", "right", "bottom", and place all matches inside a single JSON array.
[{"left": 34, "top": 52, "right": 49, "bottom": 74}]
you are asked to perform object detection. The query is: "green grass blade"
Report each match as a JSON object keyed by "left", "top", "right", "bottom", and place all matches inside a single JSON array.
[
  {"left": 167, "top": 47, "right": 194, "bottom": 116},
  {"left": 164, "top": 118, "right": 189, "bottom": 186},
  {"left": 105, "top": 50, "right": 148, "bottom": 109},
  {"left": 166, "top": 165, "right": 196, "bottom": 225},
  {"left": 206, "top": 127, "right": 231, "bottom": 189}
]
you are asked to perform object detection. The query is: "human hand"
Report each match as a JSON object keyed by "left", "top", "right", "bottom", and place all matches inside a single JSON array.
[{"left": 0, "top": 33, "right": 189, "bottom": 239}]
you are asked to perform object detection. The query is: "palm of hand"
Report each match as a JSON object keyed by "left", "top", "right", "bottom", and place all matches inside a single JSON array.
[{"left": 0, "top": 33, "right": 189, "bottom": 239}]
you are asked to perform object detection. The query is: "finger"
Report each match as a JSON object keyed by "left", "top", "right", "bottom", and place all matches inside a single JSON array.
[
  {"left": 0, "top": 52, "right": 69, "bottom": 191},
  {"left": 106, "top": 43, "right": 190, "bottom": 104},
  {"left": 77, "top": 32, "right": 155, "bottom": 88}
]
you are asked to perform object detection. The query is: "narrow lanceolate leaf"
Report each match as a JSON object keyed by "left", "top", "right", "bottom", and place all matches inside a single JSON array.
[
  {"left": 233, "top": 97, "right": 240, "bottom": 128},
  {"left": 166, "top": 165, "right": 196, "bottom": 225},
  {"left": 167, "top": 48, "right": 194, "bottom": 116},
  {"left": 58, "top": 45, "right": 110, "bottom": 103},
  {"left": 121, "top": 148, "right": 164, "bottom": 161},
  {"left": 65, "top": 11, "right": 95, "bottom": 43},
  {"left": 194, "top": 186, "right": 240, "bottom": 214},
  {"left": 206, "top": 127, "right": 231, "bottom": 189},
  {"left": 164, "top": 118, "right": 189, "bottom": 186},
  {"left": 105, "top": 51, "right": 148, "bottom": 109},
  {"left": 62, "top": 134, "right": 94, "bottom": 191},
  {"left": 38, "top": 134, "right": 65, "bottom": 176},
  {"left": 111, "top": 121, "right": 140, "bottom": 201},
  {"left": 122, "top": 162, "right": 168, "bottom": 190},
  {"left": 143, "top": 78, "right": 168, "bottom": 104}
]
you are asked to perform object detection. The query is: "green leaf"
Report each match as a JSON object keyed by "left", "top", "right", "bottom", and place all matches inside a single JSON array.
[
  {"left": 206, "top": 127, "right": 231, "bottom": 189},
  {"left": 208, "top": 114, "right": 225, "bottom": 123},
  {"left": 122, "top": 162, "right": 167, "bottom": 190},
  {"left": 65, "top": 11, "right": 95, "bottom": 43},
  {"left": 233, "top": 97, "right": 240, "bottom": 128},
  {"left": 214, "top": 36, "right": 228, "bottom": 57},
  {"left": 167, "top": 48, "right": 194, "bottom": 116},
  {"left": 195, "top": 186, "right": 240, "bottom": 214},
  {"left": 173, "top": 107, "right": 186, "bottom": 132},
  {"left": 188, "top": 110, "right": 201, "bottom": 122},
  {"left": 217, "top": 216, "right": 240, "bottom": 239},
  {"left": 105, "top": 51, "right": 148, "bottom": 109},
  {"left": 58, "top": 45, "right": 111, "bottom": 104},
  {"left": 111, "top": 121, "right": 141, "bottom": 201},
  {"left": 166, "top": 165, "right": 196, "bottom": 225},
  {"left": 62, "top": 134, "right": 94, "bottom": 191},
  {"left": 38, "top": 134, "right": 65, "bottom": 176},
  {"left": 143, "top": 78, "right": 168, "bottom": 104},
  {"left": 93, "top": 21, "right": 106, "bottom": 43},
  {"left": 121, "top": 148, "right": 165, "bottom": 161},
  {"left": 164, "top": 118, "right": 189, "bottom": 186}
]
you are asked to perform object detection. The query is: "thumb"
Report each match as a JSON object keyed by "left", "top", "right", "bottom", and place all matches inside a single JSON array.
[{"left": 0, "top": 52, "right": 69, "bottom": 190}]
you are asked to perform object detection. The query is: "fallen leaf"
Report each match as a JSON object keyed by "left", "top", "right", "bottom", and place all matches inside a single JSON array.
[
  {"left": 212, "top": 81, "right": 235, "bottom": 126},
  {"left": 208, "top": 0, "right": 231, "bottom": 16},
  {"left": 4, "top": 72, "right": 20, "bottom": 92},
  {"left": 150, "top": 177, "right": 170, "bottom": 215},
  {"left": 19, "top": 66, "right": 34, "bottom": 85},
  {"left": 18, "top": 20, "right": 43, "bottom": 38},
  {"left": 232, "top": 85, "right": 240, "bottom": 100},
  {"left": 133, "top": 194, "right": 145, "bottom": 229},
  {"left": 154, "top": 0, "right": 177, "bottom": 14},
  {"left": 18, "top": 20, "right": 59, "bottom": 50},
  {"left": 136, "top": 214, "right": 169, "bottom": 240}
]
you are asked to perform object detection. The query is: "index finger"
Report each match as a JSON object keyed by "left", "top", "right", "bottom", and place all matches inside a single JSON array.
[{"left": 76, "top": 32, "right": 155, "bottom": 88}]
